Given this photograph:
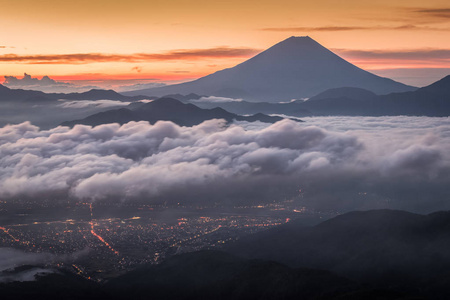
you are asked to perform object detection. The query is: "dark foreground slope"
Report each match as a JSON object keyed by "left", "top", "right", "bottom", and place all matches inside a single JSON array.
[
  {"left": 0, "top": 251, "right": 413, "bottom": 300},
  {"left": 226, "top": 210, "right": 450, "bottom": 295},
  {"left": 62, "top": 97, "right": 293, "bottom": 127}
]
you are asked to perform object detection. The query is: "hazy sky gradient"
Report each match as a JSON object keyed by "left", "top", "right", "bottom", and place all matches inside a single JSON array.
[{"left": 1, "top": 0, "right": 450, "bottom": 87}]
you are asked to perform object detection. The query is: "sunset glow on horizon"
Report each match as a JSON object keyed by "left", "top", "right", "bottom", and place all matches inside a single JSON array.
[{"left": 2, "top": 0, "right": 450, "bottom": 87}]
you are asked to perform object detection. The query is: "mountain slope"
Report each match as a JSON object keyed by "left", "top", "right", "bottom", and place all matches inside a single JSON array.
[
  {"left": 124, "top": 36, "right": 415, "bottom": 102},
  {"left": 300, "top": 75, "right": 450, "bottom": 116},
  {"left": 105, "top": 250, "right": 369, "bottom": 300},
  {"left": 225, "top": 209, "right": 450, "bottom": 288},
  {"left": 61, "top": 97, "right": 293, "bottom": 127},
  {"left": 0, "top": 251, "right": 413, "bottom": 300}
]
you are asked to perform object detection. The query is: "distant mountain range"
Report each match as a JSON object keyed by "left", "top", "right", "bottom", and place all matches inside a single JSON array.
[
  {"left": 182, "top": 75, "right": 450, "bottom": 117},
  {"left": 124, "top": 36, "right": 415, "bottom": 102},
  {"left": 0, "top": 84, "right": 149, "bottom": 103},
  {"left": 61, "top": 97, "right": 292, "bottom": 127}
]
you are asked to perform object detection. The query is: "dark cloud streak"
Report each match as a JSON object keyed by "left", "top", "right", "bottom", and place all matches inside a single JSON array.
[
  {"left": 0, "top": 47, "right": 261, "bottom": 65},
  {"left": 333, "top": 48, "right": 450, "bottom": 64},
  {"left": 260, "top": 25, "right": 449, "bottom": 32},
  {"left": 415, "top": 8, "right": 450, "bottom": 19}
]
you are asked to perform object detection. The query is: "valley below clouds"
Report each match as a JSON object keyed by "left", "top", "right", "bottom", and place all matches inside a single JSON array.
[{"left": 1, "top": 116, "right": 449, "bottom": 213}]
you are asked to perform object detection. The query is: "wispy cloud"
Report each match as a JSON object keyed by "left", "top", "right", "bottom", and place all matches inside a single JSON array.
[
  {"left": 261, "top": 24, "right": 449, "bottom": 32},
  {"left": 0, "top": 47, "right": 261, "bottom": 65},
  {"left": 414, "top": 8, "right": 450, "bottom": 19},
  {"left": 334, "top": 48, "right": 450, "bottom": 61},
  {"left": 333, "top": 48, "right": 450, "bottom": 70}
]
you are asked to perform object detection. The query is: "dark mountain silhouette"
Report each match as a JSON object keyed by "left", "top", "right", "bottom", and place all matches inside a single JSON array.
[
  {"left": 105, "top": 250, "right": 394, "bottom": 300},
  {"left": 419, "top": 75, "right": 450, "bottom": 95},
  {"left": 371, "top": 74, "right": 450, "bottom": 116},
  {"left": 298, "top": 75, "right": 450, "bottom": 116},
  {"left": 0, "top": 251, "right": 413, "bottom": 300},
  {"left": 61, "top": 97, "right": 294, "bottom": 127},
  {"left": 0, "top": 84, "right": 148, "bottom": 103},
  {"left": 0, "top": 84, "right": 54, "bottom": 103},
  {"left": 225, "top": 209, "right": 450, "bottom": 297},
  {"left": 124, "top": 36, "right": 415, "bottom": 102}
]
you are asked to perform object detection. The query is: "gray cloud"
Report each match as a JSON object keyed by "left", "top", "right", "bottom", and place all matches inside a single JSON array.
[
  {"left": 260, "top": 25, "right": 449, "bottom": 32},
  {"left": 0, "top": 117, "right": 449, "bottom": 212},
  {"left": 4, "top": 73, "right": 69, "bottom": 87},
  {"left": 2, "top": 73, "right": 99, "bottom": 93}
]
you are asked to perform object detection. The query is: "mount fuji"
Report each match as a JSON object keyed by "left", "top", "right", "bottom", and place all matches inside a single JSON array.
[{"left": 125, "top": 36, "right": 415, "bottom": 102}]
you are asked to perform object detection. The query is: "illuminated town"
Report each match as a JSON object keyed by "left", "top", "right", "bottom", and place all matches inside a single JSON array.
[{"left": 0, "top": 197, "right": 332, "bottom": 280}]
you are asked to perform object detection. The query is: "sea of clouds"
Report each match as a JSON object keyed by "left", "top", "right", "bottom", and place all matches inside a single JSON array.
[{"left": 1, "top": 116, "right": 449, "bottom": 212}]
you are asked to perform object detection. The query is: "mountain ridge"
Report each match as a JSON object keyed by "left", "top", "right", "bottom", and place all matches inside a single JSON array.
[
  {"left": 0, "top": 84, "right": 149, "bottom": 103},
  {"left": 61, "top": 97, "right": 295, "bottom": 127}
]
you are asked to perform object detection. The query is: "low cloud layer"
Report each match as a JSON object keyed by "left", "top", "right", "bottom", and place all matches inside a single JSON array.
[
  {"left": 0, "top": 117, "right": 449, "bottom": 212},
  {"left": 0, "top": 248, "right": 54, "bottom": 282},
  {"left": 56, "top": 99, "right": 132, "bottom": 109},
  {"left": 0, "top": 248, "right": 52, "bottom": 272},
  {"left": 191, "top": 96, "right": 243, "bottom": 103},
  {"left": 0, "top": 247, "right": 89, "bottom": 282}
]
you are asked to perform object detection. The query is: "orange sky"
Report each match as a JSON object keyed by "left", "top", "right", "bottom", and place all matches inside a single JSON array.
[{"left": 1, "top": 0, "right": 450, "bottom": 87}]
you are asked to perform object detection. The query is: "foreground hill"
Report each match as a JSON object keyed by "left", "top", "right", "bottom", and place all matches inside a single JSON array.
[
  {"left": 124, "top": 36, "right": 415, "bottom": 102},
  {"left": 61, "top": 97, "right": 292, "bottom": 127},
  {"left": 0, "top": 251, "right": 413, "bottom": 300},
  {"left": 226, "top": 209, "right": 450, "bottom": 295}
]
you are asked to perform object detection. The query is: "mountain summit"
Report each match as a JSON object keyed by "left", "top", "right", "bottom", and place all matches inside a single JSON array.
[{"left": 125, "top": 36, "right": 416, "bottom": 102}]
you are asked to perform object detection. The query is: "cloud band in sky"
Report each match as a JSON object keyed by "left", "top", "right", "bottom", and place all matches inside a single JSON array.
[
  {"left": 260, "top": 25, "right": 450, "bottom": 32},
  {"left": 0, "top": 47, "right": 261, "bottom": 65}
]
